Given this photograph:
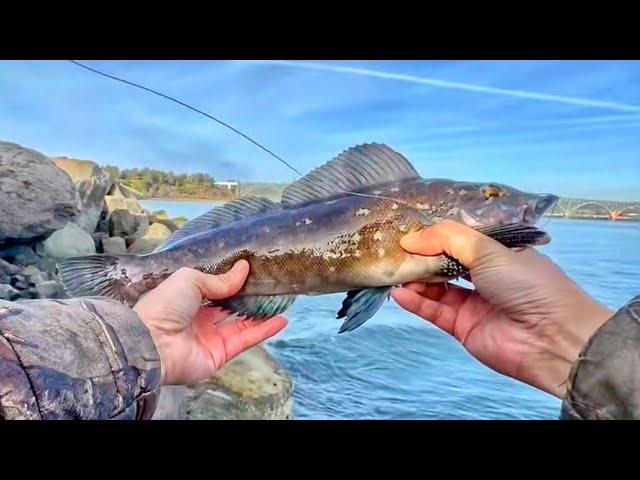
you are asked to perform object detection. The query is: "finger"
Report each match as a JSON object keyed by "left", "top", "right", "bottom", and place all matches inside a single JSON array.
[
  {"left": 222, "top": 316, "right": 289, "bottom": 361},
  {"left": 402, "top": 282, "right": 448, "bottom": 300},
  {"left": 391, "top": 287, "right": 457, "bottom": 336},
  {"left": 400, "top": 219, "right": 513, "bottom": 269},
  {"left": 401, "top": 282, "right": 472, "bottom": 309},
  {"left": 176, "top": 260, "right": 250, "bottom": 302},
  {"left": 196, "top": 305, "right": 236, "bottom": 325}
]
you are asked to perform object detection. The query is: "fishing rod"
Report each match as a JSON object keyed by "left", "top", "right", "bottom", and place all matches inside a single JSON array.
[{"left": 67, "top": 60, "right": 304, "bottom": 177}]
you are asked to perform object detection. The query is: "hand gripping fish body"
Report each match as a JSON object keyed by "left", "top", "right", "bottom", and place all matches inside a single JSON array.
[{"left": 58, "top": 144, "right": 558, "bottom": 333}]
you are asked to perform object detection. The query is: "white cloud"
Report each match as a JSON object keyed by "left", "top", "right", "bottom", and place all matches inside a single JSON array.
[{"left": 253, "top": 61, "right": 640, "bottom": 113}]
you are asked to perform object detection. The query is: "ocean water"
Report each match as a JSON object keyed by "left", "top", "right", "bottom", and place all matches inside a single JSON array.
[{"left": 142, "top": 200, "right": 640, "bottom": 419}]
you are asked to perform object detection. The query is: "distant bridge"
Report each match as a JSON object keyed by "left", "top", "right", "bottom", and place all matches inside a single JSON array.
[
  {"left": 549, "top": 198, "right": 639, "bottom": 221},
  {"left": 235, "top": 183, "right": 639, "bottom": 221}
]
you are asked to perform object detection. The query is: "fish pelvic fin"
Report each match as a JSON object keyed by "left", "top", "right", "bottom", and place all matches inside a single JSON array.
[
  {"left": 216, "top": 294, "right": 297, "bottom": 320},
  {"left": 337, "top": 287, "right": 391, "bottom": 334},
  {"left": 56, "top": 254, "right": 144, "bottom": 307}
]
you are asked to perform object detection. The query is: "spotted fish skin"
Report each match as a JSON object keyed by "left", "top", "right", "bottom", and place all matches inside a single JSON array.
[{"left": 57, "top": 143, "right": 557, "bottom": 330}]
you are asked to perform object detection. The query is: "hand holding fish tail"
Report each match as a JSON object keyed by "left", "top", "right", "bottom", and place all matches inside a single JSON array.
[
  {"left": 391, "top": 220, "right": 614, "bottom": 398},
  {"left": 133, "top": 260, "right": 288, "bottom": 386}
]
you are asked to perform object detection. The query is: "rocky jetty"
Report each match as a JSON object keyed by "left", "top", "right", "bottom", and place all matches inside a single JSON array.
[{"left": 0, "top": 140, "right": 294, "bottom": 420}]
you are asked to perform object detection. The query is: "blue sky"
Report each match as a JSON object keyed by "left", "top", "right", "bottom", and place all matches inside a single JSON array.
[{"left": 1, "top": 60, "right": 638, "bottom": 200}]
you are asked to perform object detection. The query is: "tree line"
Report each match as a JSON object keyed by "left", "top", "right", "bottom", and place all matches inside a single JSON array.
[{"left": 103, "top": 165, "right": 235, "bottom": 199}]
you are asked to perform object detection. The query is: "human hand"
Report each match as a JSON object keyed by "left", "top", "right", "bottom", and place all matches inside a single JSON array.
[
  {"left": 391, "top": 220, "right": 613, "bottom": 398},
  {"left": 133, "top": 260, "right": 288, "bottom": 386}
]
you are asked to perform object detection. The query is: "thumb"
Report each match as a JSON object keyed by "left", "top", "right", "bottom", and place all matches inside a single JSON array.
[
  {"left": 188, "top": 260, "right": 250, "bottom": 301},
  {"left": 400, "top": 220, "right": 514, "bottom": 270}
]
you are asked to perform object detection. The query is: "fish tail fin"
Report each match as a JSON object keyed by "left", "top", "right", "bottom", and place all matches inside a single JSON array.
[{"left": 56, "top": 254, "right": 145, "bottom": 307}]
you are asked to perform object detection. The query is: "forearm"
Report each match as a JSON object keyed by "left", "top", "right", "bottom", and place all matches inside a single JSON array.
[
  {"left": 0, "top": 297, "right": 161, "bottom": 420},
  {"left": 561, "top": 295, "right": 640, "bottom": 419}
]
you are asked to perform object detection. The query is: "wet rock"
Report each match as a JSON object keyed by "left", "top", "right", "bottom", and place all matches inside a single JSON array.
[
  {"left": 153, "top": 346, "right": 294, "bottom": 420},
  {"left": 43, "top": 222, "right": 96, "bottom": 259},
  {"left": 0, "top": 141, "right": 78, "bottom": 244},
  {"left": 109, "top": 209, "right": 149, "bottom": 239},
  {"left": 128, "top": 222, "right": 172, "bottom": 254},
  {"left": 102, "top": 236, "right": 127, "bottom": 254},
  {"left": 0, "top": 284, "right": 20, "bottom": 301},
  {"left": 52, "top": 157, "right": 113, "bottom": 233}
]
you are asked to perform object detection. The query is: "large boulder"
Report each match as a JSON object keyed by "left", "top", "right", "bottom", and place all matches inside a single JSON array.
[
  {"left": 104, "top": 195, "right": 144, "bottom": 214},
  {"left": 109, "top": 209, "right": 149, "bottom": 239},
  {"left": 52, "top": 157, "right": 113, "bottom": 233},
  {"left": 128, "top": 222, "right": 172, "bottom": 254},
  {"left": 153, "top": 346, "right": 294, "bottom": 420},
  {"left": 0, "top": 141, "right": 78, "bottom": 244},
  {"left": 42, "top": 222, "right": 96, "bottom": 259},
  {"left": 108, "top": 181, "right": 143, "bottom": 199},
  {"left": 102, "top": 236, "right": 127, "bottom": 254}
]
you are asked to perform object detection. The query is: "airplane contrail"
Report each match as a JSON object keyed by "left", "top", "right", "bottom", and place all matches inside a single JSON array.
[{"left": 252, "top": 60, "right": 640, "bottom": 113}]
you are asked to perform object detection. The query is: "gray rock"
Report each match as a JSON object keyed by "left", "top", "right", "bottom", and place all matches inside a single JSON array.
[
  {"left": 43, "top": 222, "right": 96, "bottom": 259},
  {"left": 0, "top": 258, "right": 20, "bottom": 276},
  {"left": 11, "top": 275, "right": 27, "bottom": 290},
  {"left": 0, "top": 283, "right": 20, "bottom": 301},
  {"left": 52, "top": 157, "right": 114, "bottom": 233},
  {"left": 153, "top": 346, "right": 294, "bottom": 420},
  {"left": 95, "top": 212, "right": 110, "bottom": 234},
  {"left": 104, "top": 195, "right": 144, "bottom": 214},
  {"left": 109, "top": 209, "right": 149, "bottom": 239},
  {"left": 34, "top": 280, "right": 63, "bottom": 299},
  {"left": 108, "top": 182, "right": 142, "bottom": 199},
  {"left": 20, "top": 265, "right": 48, "bottom": 285},
  {"left": 128, "top": 222, "right": 172, "bottom": 254},
  {"left": 91, "top": 232, "right": 110, "bottom": 253},
  {"left": 102, "top": 236, "right": 127, "bottom": 254},
  {"left": 0, "top": 244, "right": 40, "bottom": 266},
  {"left": 0, "top": 141, "right": 78, "bottom": 244}
]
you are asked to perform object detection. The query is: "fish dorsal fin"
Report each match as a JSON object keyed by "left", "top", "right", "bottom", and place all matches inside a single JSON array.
[
  {"left": 156, "top": 196, "right": 280, "bottom": 251},
  {"left": 281, "top": 143, "right": 420, "bottom": 207}
]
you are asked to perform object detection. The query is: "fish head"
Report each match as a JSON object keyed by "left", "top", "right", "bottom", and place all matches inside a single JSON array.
[{"left": 407, "top": 179, "right": 559, "bottom": 228}]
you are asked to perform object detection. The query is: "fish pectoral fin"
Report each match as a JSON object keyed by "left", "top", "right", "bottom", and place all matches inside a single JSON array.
[
  {"left": 216, "top": 294, "right": 297, "bottom": 320},
  {"left": 336, "top": 287, "right": 391, "bottom": 334},
  {"left": 474, "top": 224, "right": 550, "bottom": 248}
]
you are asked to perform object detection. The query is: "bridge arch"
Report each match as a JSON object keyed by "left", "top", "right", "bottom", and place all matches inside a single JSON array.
[{"left": 569, "top": 202, "right": 612, "bottom": 217}]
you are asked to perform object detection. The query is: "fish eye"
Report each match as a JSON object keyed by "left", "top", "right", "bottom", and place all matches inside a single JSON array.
[{"left": 481, "top": 185, "right": 505, "bottom": 199}]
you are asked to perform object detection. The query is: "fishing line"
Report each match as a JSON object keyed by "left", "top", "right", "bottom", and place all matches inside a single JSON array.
[
  {"left": 67, "top": 60, "right": 304, "bottom": 177},
  {"left": 67, "top": 60, "right": 426, "bottom": 212},
  {"left": 67, "top": 59, "right": 469, "bottom": 223}
]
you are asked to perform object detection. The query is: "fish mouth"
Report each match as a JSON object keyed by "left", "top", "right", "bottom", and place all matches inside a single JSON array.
[{"left": 523, "top": 194, "right": 559, "bottom": 225}]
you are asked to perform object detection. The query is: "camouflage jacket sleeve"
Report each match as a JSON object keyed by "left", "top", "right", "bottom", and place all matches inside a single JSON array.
[
  {"left": 0, "top": 297, "right": 161, "bottom": 420},
  {"left": 561, "top": 295, "right": 640, "bottom": 420}
]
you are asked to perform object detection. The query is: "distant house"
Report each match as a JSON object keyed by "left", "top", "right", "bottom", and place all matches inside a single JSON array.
[{"left": 214, "top": 181, "right": 238, "bottom": 194}]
